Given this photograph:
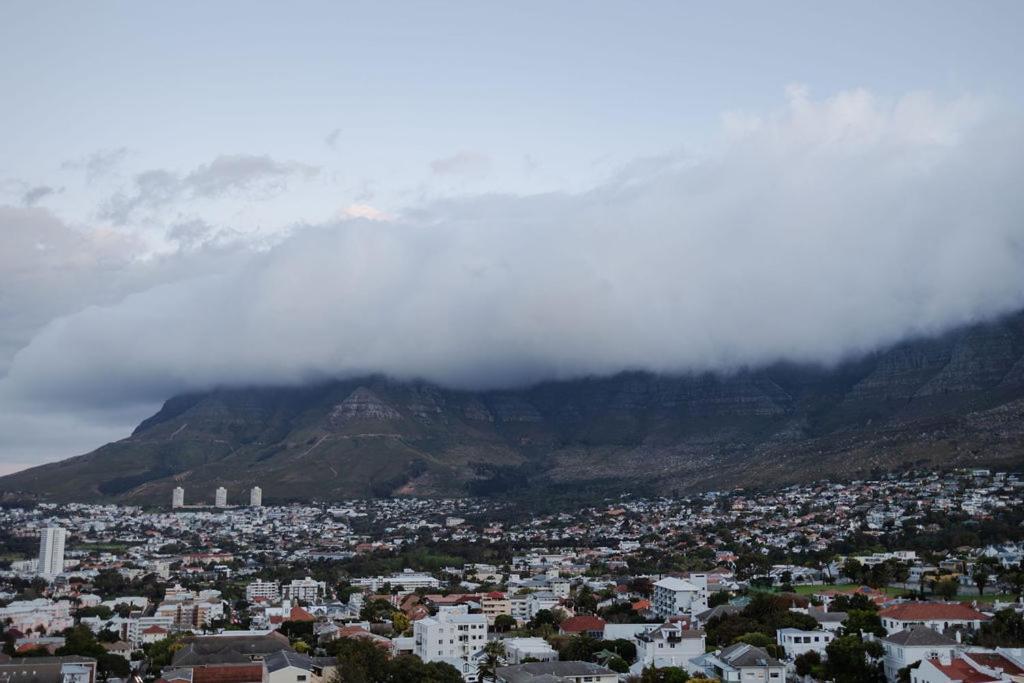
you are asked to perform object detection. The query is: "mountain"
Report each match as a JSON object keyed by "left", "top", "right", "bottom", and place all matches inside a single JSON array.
[{"left": 4, "top": 313, "right": 1024, "bottom": 504}]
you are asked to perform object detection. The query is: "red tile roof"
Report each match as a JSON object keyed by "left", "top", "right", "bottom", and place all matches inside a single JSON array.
[
  {"left": 192, "top": 665, "right": 264, "bottom": 683},
  {"left": 288, "top": 606, "right": 315, "bottom": 622},
  {"left": 559, "top": 615, "right": 607, "bottom": 633},
  {"left": 879, "top": 603, "right": 990, "bottom": 622},
  {"left": 967, "top": 653, "right": 1024, "bottom": 676},
  {"left": 926, "top": 658, "right": 999, "bottom": 683}
]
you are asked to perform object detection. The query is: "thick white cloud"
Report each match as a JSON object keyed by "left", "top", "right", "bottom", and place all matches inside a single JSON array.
[{"left": 3, "top": 89, "right": 1024, "bottom": 431}]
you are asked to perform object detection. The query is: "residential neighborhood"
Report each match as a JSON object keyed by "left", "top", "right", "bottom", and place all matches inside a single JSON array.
[{"left": 1, "top": 468, "right": 1022, "bottom": 682}]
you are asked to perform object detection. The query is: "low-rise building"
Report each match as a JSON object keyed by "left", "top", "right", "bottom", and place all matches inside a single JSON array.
[
  {"left": 881, "top": 626, "right": 959, "bottom": 683},
  {"left": 495, "top": 661, "right": 618, "bottom": 683},
  {"left": 652, "top": 577, "right": 708, "bottom": 620},
  {"left": 776, "top": 628, "right": 834, "bottom": 660},
  {"left": 632, "top": 621, "right": 705, "bottom": 675},
  {"left": 695, "top": 643, "right": 786, "bottom": 683}
]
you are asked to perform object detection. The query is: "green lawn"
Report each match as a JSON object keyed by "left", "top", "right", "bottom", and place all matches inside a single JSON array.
[
  {"left": 71, "top": 542, "right": 132, "bottom": 552},
  {"left": 787, "top": 584, "right": 1016, "bottom": 603}
]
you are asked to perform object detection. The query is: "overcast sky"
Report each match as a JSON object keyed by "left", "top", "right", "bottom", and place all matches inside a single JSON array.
[{"left": 2, "top": 1, "right": 1023, "bottom": 473}]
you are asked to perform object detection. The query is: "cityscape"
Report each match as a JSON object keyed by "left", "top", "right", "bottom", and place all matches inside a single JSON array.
[
  {"left": 1, "top": 468, "right": 1022, "bottom": 682},
  {"left": 2, "top": 2, "right": 1024, "bottom": 683}
]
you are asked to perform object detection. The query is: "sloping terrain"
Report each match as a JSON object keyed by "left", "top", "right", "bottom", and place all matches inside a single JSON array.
[{"left": 3, "top": 313, "right": 1024, "bottom": 504}]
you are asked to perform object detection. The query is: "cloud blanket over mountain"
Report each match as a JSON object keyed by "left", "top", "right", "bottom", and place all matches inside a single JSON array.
[{"left": 4, "top": 89, "right": 1024, "bottom": 414}]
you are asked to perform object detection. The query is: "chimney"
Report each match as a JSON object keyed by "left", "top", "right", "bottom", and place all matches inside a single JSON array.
[{"left": 939, "top": 650, "right": 953, "bottom": 666}]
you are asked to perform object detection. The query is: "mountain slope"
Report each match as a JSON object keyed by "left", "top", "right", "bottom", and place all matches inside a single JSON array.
[{"left": 3, "top": 313, "right": 1024, "bottom": 504}]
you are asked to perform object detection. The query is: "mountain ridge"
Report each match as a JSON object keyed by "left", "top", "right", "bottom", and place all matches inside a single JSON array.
[{"left": 3, "top": 312, "right": 1024, "bottom": 504}]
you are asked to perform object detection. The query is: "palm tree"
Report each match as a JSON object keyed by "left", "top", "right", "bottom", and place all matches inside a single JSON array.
[{"left": 478, "top": 639, "right": 507, "bottom": 682}]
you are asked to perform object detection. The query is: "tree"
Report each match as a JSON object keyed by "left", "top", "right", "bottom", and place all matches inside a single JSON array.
[
  {"left": 143, "top": 635, "right": 184, "bottom": 673},
  {"left": 794, "top": 650, "right": 824, "bottom": 678},
  {"left": 636, "top": 666, "right": 690, "bottom": 683},
  {"left": 606, "top": 655, "right": 629, "bottom": 673},
  {"left": 842, "top": 609, "right": 885, "bottom": 638},
  {"left": 478, "top": 639, "right": 507, "bottom": 682},
  {"left": 391, "top": 611, "right": 411, "bottom": 635},
  {"left": 842, "top": 558, "right": 863, "bottom": 583},
  {"left": 559, "top": 635, "right": 599, "bottom": 662},
  {"left": 493, "top": 614, "right": 517, "bottom": 633},
  {"left": 708, "top": 592, "right": 730, "bottom": 607},
  {"left": 973, "top": 608, "right": 1024, "bottom": 647},
  {"left": 56, "top": 625, "right": 130, "bottom": 681},
  {"left": 935, "top": 578, "right": 959, "bottom": 601},
  {"left": 529, "top": 609, "right": 559, "bottom": 629},
  {"left": 76, "top": 606, "right": 114, "bottom": 620},
  {"left": 973, "top": 558, "right": 999, "bottom": 596},
  {"left": 824, "top": 635, "right": 884, "bottom": 683},
  {"left": 359, "top": 598, "right": 396, "bottom": 623}
]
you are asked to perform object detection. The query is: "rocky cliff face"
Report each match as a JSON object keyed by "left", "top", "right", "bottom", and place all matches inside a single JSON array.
[{"left": 3, "top": 312, "right": 1024, "bottom": 504}]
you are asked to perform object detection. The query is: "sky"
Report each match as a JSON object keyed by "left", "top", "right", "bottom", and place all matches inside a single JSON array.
[{"left": 1, "top": 1, "right": 1023, "bottom": 473}]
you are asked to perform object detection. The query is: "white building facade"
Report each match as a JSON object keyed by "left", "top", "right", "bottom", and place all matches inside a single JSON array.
[
  {"left": 414, "top": 605, "right": 488, "bottom": 664},
  {"left": 652, "top": 577, "right": 708, "bottom": 619},
  {"left": 37, "top": 527, "right": 67, "bottom": 578}
]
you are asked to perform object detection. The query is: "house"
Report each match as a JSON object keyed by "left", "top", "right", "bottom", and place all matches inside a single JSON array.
[
  {"left": 140, "top": 625, "right": 171, "bottom": 645},
  {"left": 807, "top": 607, "right": 848, "bottom": 633},
  {"left": 652, "top": 577, "right": 709, "bottom": 620},
  {"left": 911, "top": 657, "right": 1001, "bottom": 683},
  {"left": 501, "top": 638, "right": 558, "bottom": 664},
  {"left": 693, "top": 604, "right": 741, "bottom": 629},
  {"left": 494, "top": 661, "right": 618, "bottom": 683},
  {"left": 261, "top": 651, "right": 335, "bottom": 683},
  {"left": 413, "top": 605, "right": 488, "bottom": 667},
  {"left": 101, "top": 641, "right": 134, "bottom": 660},
  {"left": 694, "top": 643, "right": 786, "bottom": 683},
  {"left": 881, "top": 626, "right": 959, "bottom": 683},
  {"left": 0, "top": 656, "right": 97, "bottom": 683},
  {"left": 879, "top": 603, "right": 990, "bottom": 636},
  {"left": 171, "top": 631, "right": 292, "bottom": 667},
  {"left": 161, "top": 664, "right": 264, "bottom": 683},
  {"left": 558, "top": 615, "right": 606, "bottom": 638},
  {"left": 776, "top": 628, "right": 834, "bottom": 660},
  {"left": 631, "top": 621, "right": 705, "bottom": 675}
]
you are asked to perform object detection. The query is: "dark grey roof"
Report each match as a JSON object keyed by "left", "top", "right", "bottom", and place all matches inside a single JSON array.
[
  {"left": 0, "top": 657, "right": 97, "bottom": 683},
  {"left": 696, "top": 604, "right": 741, "bottom": 621},
  {"left": 495, "top": 661, "right": 616, "bottom": 682},
  {"left": 883, "top": 625, "right": 957, "bottom": 647},
  {"left": 720, "top": 644, "right": 784, "bottom": 668},
  {"left": 172, "top": 633, "right": 291, "bottom": 667},
  {"left": 263, "top": 651, "right": 316, "bottom": 674},
  {"left": 809, "top": 609, "right": 848, "bottom": 623}
]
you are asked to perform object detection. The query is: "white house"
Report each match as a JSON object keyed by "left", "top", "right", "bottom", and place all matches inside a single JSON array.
[
  {"left": 694, "top": 643, "right": 786, "bottom": 683},
  {"left": 495, "top": 662, "right": 618, "bottom": 683},
  {"left": 776, "top": 628, "right": 834, "bottom": 660},
  {"left": 908, "top": 654, "right": 1024, "bottom": 683},
  {"left": 631, "top": 620, "right": 706, "bottom": 675},
  {"left": 414, "top": 605, "right": 488, "bottom": 665},
  {"left": 501, "top": 637, "right": 558, "bottom": 664},
  {"left": 881, "top": 626, "right": 959, "bottom": 683},
  {"left": 262, "top": 650, "right": 334, "bottom": 683},
  {"left": 652, "top": 577, "right": 708, "bottom": 620},
  {"left": 878, "top": 603, "right": 990, "bottom": 636}
]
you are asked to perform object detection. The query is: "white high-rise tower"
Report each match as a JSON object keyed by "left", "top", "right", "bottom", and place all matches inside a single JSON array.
[
  {"left": 250, "top": 486, "right": 262, "bottom": 507},
  {"left": 215, "top": 486, "right": 227, "bottom": 507},
  {"left": 172, "top": 487, "right": 185, "bottom": 508},
  {"left": 37, "top": 527, "right": 67, "bottom": 578}
]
